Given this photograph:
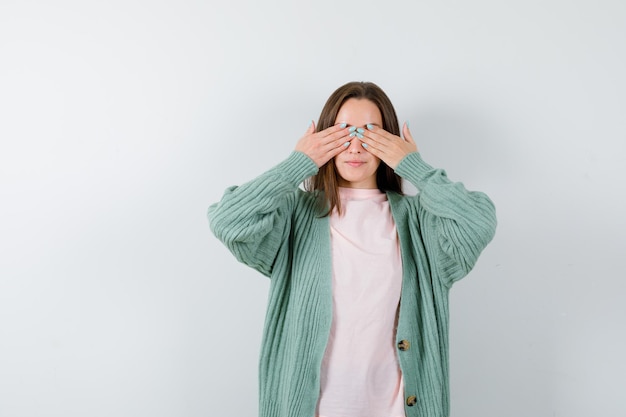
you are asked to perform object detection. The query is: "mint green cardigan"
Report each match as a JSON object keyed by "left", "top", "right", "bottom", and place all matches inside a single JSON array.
[{"left": 208, "top": 151, "right": 496, "bottom": 417}]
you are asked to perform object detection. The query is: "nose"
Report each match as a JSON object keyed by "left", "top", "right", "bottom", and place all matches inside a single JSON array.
[{"left": 347, "top": 137, "right": 362, "bottom": 153}]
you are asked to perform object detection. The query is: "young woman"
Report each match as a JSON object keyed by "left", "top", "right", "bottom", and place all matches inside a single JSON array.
[{"left": 208, "top": 82, "right": 497, "bottom": 417}]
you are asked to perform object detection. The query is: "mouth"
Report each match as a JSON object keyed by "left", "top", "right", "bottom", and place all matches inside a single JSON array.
[{"left": 345, "top": 161, "right": 365, "bottom": 167}]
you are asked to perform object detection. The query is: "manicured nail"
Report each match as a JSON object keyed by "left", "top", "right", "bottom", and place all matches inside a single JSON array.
[
  {"left": 366, "top": 124, "right": 374, "bottom": 130},
  {"left": 361, "top": 143, "right": 369, "bottom": 149},
  {"left": 406, "top": 121, "right": 410, "bottom": 128},
  {"left": 356, "top": 133, "right": 364, "bottom": 139},
  {"left": 356, "top": 128, "right": 365, "bottom": 134},
  {"left": 339, "top": 122, "right": 347, "bottom": 128},
  {"left": 348, "top": 126, "right": 357, "bottom": 132},
  {"left": 343, "top": 141, "right": 351, "bottom": 147},
  {"left": 349, "top": 132, "right": 356, "bottom": 137}
]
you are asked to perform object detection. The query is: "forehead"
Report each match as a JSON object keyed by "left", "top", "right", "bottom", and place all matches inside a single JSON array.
[{"left": 335, "top": 98, "right": 383, "bottom": 126}]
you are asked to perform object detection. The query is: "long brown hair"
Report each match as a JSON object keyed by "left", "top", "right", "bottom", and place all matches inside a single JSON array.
[{"left": 304, "top": 81, "right": 403, "bottom": 215}]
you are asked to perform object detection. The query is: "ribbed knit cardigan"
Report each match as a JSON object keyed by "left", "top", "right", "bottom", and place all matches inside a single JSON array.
[{"left": 208, "top": 151, "right": 497, "bottom": 417}]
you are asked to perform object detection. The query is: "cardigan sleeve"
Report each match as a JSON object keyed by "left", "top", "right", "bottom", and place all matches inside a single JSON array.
[
  {"left": 394, "top": 152, "right": 497, "bottom": 287},
  {"left": 208, "top": 151, "right": 319, "bottom": 277}
]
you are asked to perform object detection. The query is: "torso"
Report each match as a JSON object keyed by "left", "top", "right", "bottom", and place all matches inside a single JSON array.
[{"left": 316, "top": 187, "right": 406, "bottom": 417}]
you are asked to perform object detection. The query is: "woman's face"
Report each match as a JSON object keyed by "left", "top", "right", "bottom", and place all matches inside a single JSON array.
[{"left": 333, "top": 98, "right": 383, "bottom": 189}]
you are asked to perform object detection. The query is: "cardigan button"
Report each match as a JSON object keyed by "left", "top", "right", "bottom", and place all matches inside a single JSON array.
[
  {"left": 398, "top": 340, "right": 410, "bottom": 351},
  {"left": 406, "top": 395, "right": 417, "bottom": 406}
]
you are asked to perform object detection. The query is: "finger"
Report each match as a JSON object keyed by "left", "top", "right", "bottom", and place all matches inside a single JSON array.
[
  {"left": 362, "top": 129, "right": 403, "bottom": 156},
  {"left": 359, "top": 134, "right": 381, "bottom": 154},
  {"left": 321, "top": 133, "right": 351, "bottom": 153},
  {"left": 365, "top": 124, "right": 397, "bottom": 141},
  {"left": 315, "top": 136, "right": 350, "bottom": 166},
  {"left": 319, "top": 122, "right": 348, "bottom": 137},
  {"left": 365, "top": 123, "right": 379, "bottom": 133},
  {"left": 402, "top": 121, "right": 415, "bottom": 143},
  {"left": 318, "top": 125, "right": 350, "bottom": 144},
  {"left": 327, "top": 140, "right": 351, "bottom": 159},
  {"left": 312, "top": 120, "right": 318, "bottom": 133},
  {"left": 303, "top": 120, "right": 316, "bottom": 136},
  {"left": 361, "top": 129, "right": 396, "bottom": 150},
  {"left": 359, "top": 140, "right": 386, "bottom": 160}
]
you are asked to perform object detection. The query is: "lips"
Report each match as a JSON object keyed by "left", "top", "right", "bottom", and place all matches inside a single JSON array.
[{"left": 345, "top": 161, "right": 365, "bottom": 167}]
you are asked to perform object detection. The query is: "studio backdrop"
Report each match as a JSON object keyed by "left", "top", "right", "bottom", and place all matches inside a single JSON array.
[{"left": 1, "top": 0, "right": 625, "bottom": 416}]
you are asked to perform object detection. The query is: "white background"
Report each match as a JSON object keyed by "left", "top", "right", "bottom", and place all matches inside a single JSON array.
[{"left": 1, "top": 0, "right": 625, "bottom": 416}]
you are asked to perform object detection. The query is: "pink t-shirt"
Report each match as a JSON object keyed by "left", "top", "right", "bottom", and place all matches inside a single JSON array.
[{"left": 317, "top": 187, "right": 405, "bottom": 417}]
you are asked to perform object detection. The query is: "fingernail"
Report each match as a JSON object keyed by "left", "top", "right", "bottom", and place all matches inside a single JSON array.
[
  {"left": 356, "top": 128, "right": 365, "bottom": 134},
  {"left": 356, "top": 133, "right": 364, "bottom": 139},
  {"left": 361, "top": 143, "right": 369, "bottom": 149},
  {"left": 343, "top": 141, "right": 351, "bottom": 147},
  {"left": 349, "top": 132, "right": 356, "bottom": 137},
  {"left": 366, "top": 124, "right": 374, "bottom": 130},
  {"left": 339, "top": 122, "right": 347, "bottom": 128},
  {"left": 406, "top": 121, "right": 410, "bottom": 128},
  {"left": 348, "top": 126, "right": 357, "bottom": 132}
]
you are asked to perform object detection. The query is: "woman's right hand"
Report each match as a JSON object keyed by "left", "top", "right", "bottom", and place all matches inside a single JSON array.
[{"left": 295, "top": 121, "right": 351, "bottom": 168}]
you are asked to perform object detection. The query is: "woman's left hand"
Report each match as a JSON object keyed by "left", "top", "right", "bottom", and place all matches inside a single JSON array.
[{"left": 360, "top": 122, "right": 418, "bottom": 169}]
